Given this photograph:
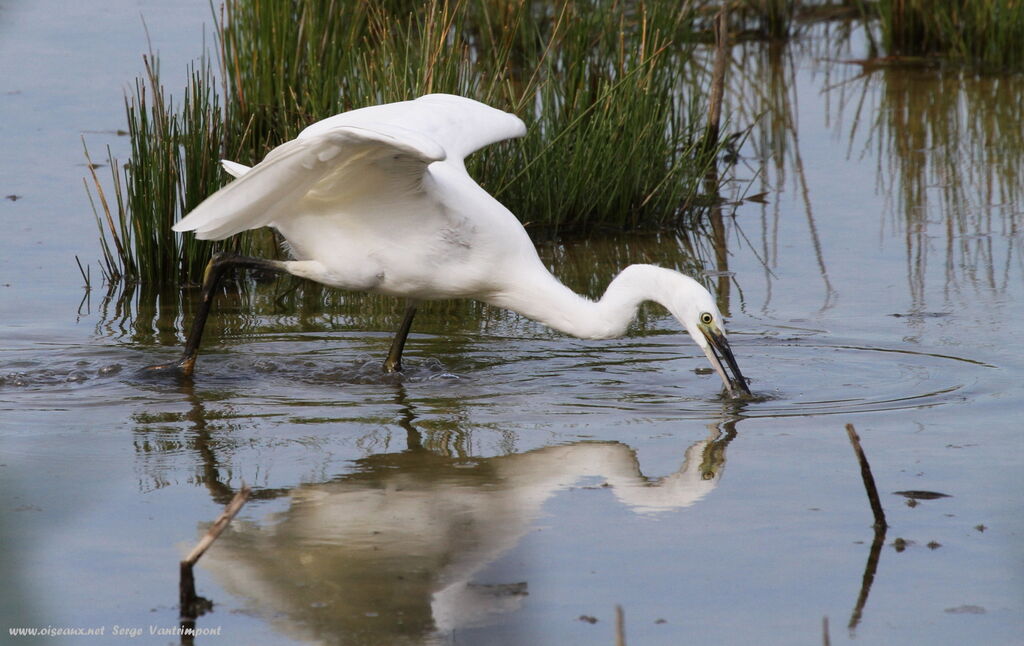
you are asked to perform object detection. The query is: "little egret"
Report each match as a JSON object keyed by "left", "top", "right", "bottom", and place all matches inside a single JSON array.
[{"left": 154, "top": 94, "right": 750, "bottom": 396}]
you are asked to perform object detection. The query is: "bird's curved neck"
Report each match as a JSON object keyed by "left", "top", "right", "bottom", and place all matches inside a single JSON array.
[{"left": 486, "top": 263, "right": 681, "bottom": 340}]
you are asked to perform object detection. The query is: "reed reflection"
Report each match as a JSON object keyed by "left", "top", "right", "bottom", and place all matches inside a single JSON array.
[
  {"left": 868, "top": 67, "right": 1024, "bottom": 310},
  {"left": 722, "top": 23, "right": 1024, "bottom": 315},
  {"left": 721, "top": 30, "right": 849, "bottom": 313}
]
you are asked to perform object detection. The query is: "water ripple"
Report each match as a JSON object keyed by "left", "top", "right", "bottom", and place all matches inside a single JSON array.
[{"left": 1, "top": 333, "right": 996, "bottom": 422}]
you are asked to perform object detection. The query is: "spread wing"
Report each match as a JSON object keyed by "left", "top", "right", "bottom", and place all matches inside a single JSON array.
[
  {"left": 172, "top": 126, "right": 443, "bottom": 241},
  {"left": 172, "top": 94, "right": 526, "bottom": 241}
]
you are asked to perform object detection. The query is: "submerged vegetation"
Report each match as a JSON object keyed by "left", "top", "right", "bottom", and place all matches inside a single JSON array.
[{"left": 88, "top": 0, "right": 728, "bottom": 286}]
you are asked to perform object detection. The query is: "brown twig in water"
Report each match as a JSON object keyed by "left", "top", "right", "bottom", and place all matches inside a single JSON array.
[
  {"left": 183, "top": 483, "right": 252, "bottom": 565},
  {"left": 844, "top": 424, "right": 888, "bottom": 634},
  {"left": 180, "top": 484, "right": 251, "bottom": 618},
  {"left": 844, "top": 424, "right": 887, "bottom": 529},
  {"left": 822, "top": 616, "right": 831, "bottom": 646},
  {"left": 615, "top": 604, "right": 626, "bottom": 646}
]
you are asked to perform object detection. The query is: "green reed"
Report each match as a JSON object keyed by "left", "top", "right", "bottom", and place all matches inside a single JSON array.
[
  {"left": 867, "top": 0, "right": 1024, "bottom": 69},
  {"left": 87, "top": 0, "right": 725, "bottom": 286},
  {"left": 87, "top": 52, "right": 277, "bottom": 284}
]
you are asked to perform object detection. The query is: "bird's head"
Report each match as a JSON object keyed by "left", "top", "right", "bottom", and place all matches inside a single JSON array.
[{"left": 667, "top": 277, "right": 751, "bottom": 398}]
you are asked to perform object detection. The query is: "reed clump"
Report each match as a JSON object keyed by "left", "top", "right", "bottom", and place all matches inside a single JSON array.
[
  {"left": 867, "top": 0, "right": 1024, "bottom": 69},
  {"left": 88, "top": 0, "right": 725, "bottom": 287}
]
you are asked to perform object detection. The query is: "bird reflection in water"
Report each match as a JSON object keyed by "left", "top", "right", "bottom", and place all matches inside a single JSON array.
[{"left": 197, "top": 426, "right": 736, "bottom": 644}]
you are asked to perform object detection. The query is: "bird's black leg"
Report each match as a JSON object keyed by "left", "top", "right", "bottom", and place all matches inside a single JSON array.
[
  {"left": 146, "top": 252, "right": 287, "bottom": 377},
  {"left": 383, "top": 303, "right": 418, "bottom": 373}
]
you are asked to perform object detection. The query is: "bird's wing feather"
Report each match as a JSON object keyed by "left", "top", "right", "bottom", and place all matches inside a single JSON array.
[
  {"left": 174, "top": 95, "right": 525, "bottom": 241},
  {"left": 220, "top": 160, "right": 251, "bottom": 178},
  {"left": 172, "top": 126, "right": 445, "bottom": 240},
  {"left": 299, "top": 94, "right": 526, "bottom": 164}
]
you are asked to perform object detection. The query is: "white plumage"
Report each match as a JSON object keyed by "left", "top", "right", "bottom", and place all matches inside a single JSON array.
[{"left": 169, "top": 94, "right": 750, "bottom": 395}]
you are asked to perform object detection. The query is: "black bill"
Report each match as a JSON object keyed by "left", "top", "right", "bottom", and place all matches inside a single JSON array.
[{"left": 700, "top": 326, "right": 751, "bottom": 397}]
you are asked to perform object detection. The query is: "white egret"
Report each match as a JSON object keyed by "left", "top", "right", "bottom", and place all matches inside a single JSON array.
[{"left": 155, "top": 94, "right": 750, "bottom": 396}]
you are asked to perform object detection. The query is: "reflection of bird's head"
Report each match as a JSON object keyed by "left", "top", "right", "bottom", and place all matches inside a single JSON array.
[{"left": 605, "top": 437, "right": 727, "bottom": 513}]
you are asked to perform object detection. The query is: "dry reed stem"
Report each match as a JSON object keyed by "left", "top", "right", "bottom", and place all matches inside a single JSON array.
[
  {"left": 705, "top": 8, "right": 729, "bottom": 150},
  {"left": 183, "top": 484, "right": 252, "bottom": 566},
  {"left": 180, "top": 484, "right": 251, "bottom": 618},
  {"left": 844, "top": 424, "right": 887, "bottom": 529}
]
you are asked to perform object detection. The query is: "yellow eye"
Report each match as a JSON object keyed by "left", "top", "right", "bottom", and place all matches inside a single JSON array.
[{"left": 700, "top": 312, "right": 714, "bottom": 325}]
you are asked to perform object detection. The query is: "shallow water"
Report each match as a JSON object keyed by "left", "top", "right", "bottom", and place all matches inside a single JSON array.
[{"left": 2, "top": 4, "right": 1023, "bottom": 645}]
